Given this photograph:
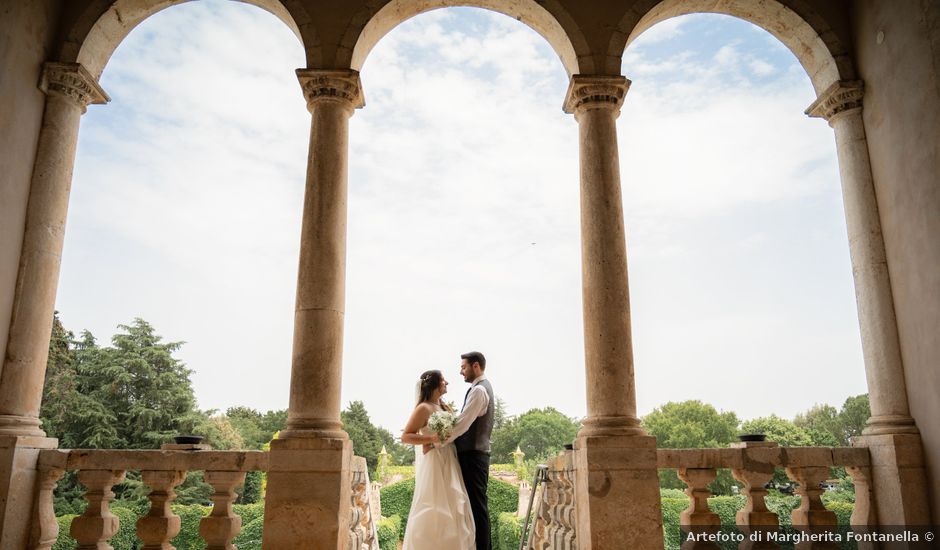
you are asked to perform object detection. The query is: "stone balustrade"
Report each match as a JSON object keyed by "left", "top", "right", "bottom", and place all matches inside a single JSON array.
[
  {"left": 29, "top": 448, "right": 379, "bottom": 550},
  {"left": 523, "top": 442, "right": 874, "bottom": 550},
  {"left": 349, "top": 456, "right": 380, "bottom": 550},
  {"left": 657, "top": 441, "right": 874, "bottom": 548},
  {"left": 529, "top": 449, "right": 577, "bottom": 550}
]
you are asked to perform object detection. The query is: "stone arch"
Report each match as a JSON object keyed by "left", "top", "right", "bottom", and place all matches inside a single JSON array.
[
  {"left": 58, "top": 0, "right": 311, "bottom": 79},
  {"left": 613, "top": 0, "right": 855, "bottom": 94},
  {"left": 345, "top": 0, "right": 587, "bottom": 76}
]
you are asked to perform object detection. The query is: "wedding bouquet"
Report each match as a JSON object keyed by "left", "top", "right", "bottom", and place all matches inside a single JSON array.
[{"left": 428, "top": 410, "right": 458, "bottom": 442}]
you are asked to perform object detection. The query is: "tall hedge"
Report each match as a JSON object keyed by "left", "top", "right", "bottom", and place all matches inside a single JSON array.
[
  {"left": 495, "top": 512, "right": 522, "bottom": 550},
  {"left": 52, "top": 515, "right": 77, "bottom": 550},
  {"left": 233, "top": 515, "right": 265, "bottom": 550},
  {"left": 379, "top": 477, "right": 416, "bottom": 533},
  {"left": 377, "top": 515, "right": 401, "bottom": 550},
  {"left": 169, "top": 504, "right": 210, "bottom": 549}
]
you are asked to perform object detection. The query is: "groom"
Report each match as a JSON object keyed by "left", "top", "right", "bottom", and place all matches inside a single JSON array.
[{"left": 431, "top": 351, "right": 495, "bottom": 550}]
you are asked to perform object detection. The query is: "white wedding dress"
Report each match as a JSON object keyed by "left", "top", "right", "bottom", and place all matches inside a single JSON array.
[{"left": 402, "top": 423, "right": 476, "bottom": 549}]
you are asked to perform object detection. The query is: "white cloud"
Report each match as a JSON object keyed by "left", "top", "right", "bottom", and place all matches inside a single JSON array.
[{"left": 632, "top": 17, "right": 687, "bottom": 44}]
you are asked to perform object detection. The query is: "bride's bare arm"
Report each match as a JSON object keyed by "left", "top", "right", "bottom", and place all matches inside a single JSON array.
[{"left": 400, "top": 403, "right": 441, "bottom": 445}]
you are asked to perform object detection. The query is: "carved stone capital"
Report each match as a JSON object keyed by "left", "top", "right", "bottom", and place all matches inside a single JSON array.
[
  {"left": 805, "top": 80, "right": 864, "bottom": 124},
  {"left": 39, "top": 62, "right": 110, "bottom": 113},
  {"left": 563, "top": 75, "right": 631, "bottom": 115},
  {"left": 296, "top": 69, "right": 365, "bottom": 113}
]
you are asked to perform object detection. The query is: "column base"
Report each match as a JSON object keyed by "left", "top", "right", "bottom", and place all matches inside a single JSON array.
[
  {"left": 280, "top": 418, "right": 348, "bottom": 441},
  {"left": 262, "top": 436, "right": 352, "bottom": 550},
  {"left": 0, "top": 436, "right": 58, "bottom": 549},
  {"left": 578, "top": 414, "right": 647, "bottom": 437},
  {"left": 574, "top": 434, "right": 664, "bottom": 550},
  {"left": 862, "top": 414, "right": 919, "bottom": 435},
  {"left": 852, "top": 433, "right": 931, "bottom": 525},
  {"left": 0, "top": 414, "right": 46, "bottom": 437}
]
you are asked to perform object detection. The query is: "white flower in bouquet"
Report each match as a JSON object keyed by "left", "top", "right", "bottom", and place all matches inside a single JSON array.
[{"left": 428, "top": 410, "right": 458, "bottom": 442}]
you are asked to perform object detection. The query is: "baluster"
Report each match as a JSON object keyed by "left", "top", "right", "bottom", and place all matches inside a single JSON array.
[
  {"left": 677, "top": 468, "right": 720, "bottom": 550},
  {"left": 137, "top": 470, "right": 186, "bottom": 550},
  {"left": 557, "top": 467, "right": 577, "bottom": 548},
  {"left": 28, "top": 466, "right": 65, "bottom": 550},
  {"left": 535, "top": 470, "right": 557, "bottom": 550},
  {"left": 784, "top": 466, "right": 838, "bottom": 550},
  {"left": 845, "top": 465, "right": 877, "bottom": 527},
  {"left": 199, "top": 470, "right": 247, "bottom": 550},
  {"left": 844, "top": 465, "right": 877, "bottom": 550},
  {"left": 732, "top": 467, "right": 779, "bottom": 549},
  {"left": 71, "top": 469, "right": 126, "bottom": 550},
  {"left": 360, "top": 470, "right": 378, "bottom": 550},
  {"left": 530, "top": 474, "right": 550, "bottom": 549},
  {"left": 349, "top": 460, "right": 378, "bottom": 550}
]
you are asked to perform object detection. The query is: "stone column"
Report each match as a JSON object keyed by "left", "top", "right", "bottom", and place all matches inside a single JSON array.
[
  {"left": 563, "top": 75, "right": 663, "bottom": 550},
  {"left": 0, "top": 62, "right": 108, "bottom": 437},
  {"left": 262, "top": 69, "right": 362, "bottom": 550},
  {"left": 806, "top": 80, "right": 931, "bottom": 526},
  {"left": 0, "top": 62, "right": 106, "bottom": 549}
]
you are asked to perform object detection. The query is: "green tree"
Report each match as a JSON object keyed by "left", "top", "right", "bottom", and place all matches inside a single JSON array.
[
  {"left": 490, "top": 407, "right": 580, "bottom": 464},
  {"left": 794, "top": 404, "right": 842, "bottom": 446},
  {"left": 838, "top": 394, "right": 870, "bottom": 442},
  {"left": 642, "top": 401, "right": 740, "bottom": 494},
  {"left": 40, "top": 312, "right": 77, "bottom": 440},
  {"left": 740, "top": 415, "right": 814, "bottom": 447},
  {"left": 342, "top": 401, "right": 412, "bottom": 474},
  {"left": 40, "top": 317, "right": 211, "bottom": 512}
]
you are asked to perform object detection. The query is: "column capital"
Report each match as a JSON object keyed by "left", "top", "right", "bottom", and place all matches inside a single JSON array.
[
  {"left": 296, "top": 69, "right": 365, "bottom": 113},
  {"left": 805, "top": 80, "right": 863, "bottom": 124},
  {"left": 563, "top": 74, "right": 631, "bottom": 115},
  {"left": 39, "top": 62, "right": 110, "bottom": 113}
]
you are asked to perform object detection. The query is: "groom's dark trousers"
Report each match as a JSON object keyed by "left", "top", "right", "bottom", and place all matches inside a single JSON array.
[{"left": 458, "top": 450, "right": 491, "bottom": 550}]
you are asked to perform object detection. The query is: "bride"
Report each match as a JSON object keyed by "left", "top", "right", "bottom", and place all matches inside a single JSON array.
[{"left": 400, "top": 370, "right": 476, "bottom": 549}]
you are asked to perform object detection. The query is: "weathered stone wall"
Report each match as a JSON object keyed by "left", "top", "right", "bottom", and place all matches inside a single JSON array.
[
  {"left": 0, "top": 1, "right": 61, "bottom": 381},
  {"left": 852, "top": 0, "right": 940, "bottom": 524}
]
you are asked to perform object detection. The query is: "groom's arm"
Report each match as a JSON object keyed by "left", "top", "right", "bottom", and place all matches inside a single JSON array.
[{"left": 443, "top": 386, "right": 490, "bottom": 445}]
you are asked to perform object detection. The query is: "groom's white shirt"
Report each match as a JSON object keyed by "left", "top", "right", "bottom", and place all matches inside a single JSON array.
[{"left": 443, "top": 374, "right": 490, "bottom": 446}]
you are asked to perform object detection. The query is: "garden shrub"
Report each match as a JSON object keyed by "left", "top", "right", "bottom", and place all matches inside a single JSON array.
[
  {"left": 487, "top": 477, "right": 519, "bottom": 546},
  {"left": 379, "top": 477, "right": 416, "bottom": 536},
  {"left": 52, "top": 515, "right": 77, "bottom": 550},
  {"left": 826, "top": 501, "right": 854, "bottom": 525},
  {"left": 765, "top": 494, "right": 801, "bottom": 526},
  {"left": 660, "top": 488, "right": 687, "bottom": 499},
  {"left": 110, "top": 507, "right": 141, "bottom": 550},
  {"left": 233, "top": 502, "right": 266, "bottom": 527},
  {"left": 661, "top": 497, "right": 688, "bottom": 550},
  {"left": 822, "top": 489, "right": 855, "bottom": 505},
  {"left": 708, "top": 495, "right": 745, "bottom": 525},
  {"left": 169, "top": 504, "right": 210, "bottom": 550},
  {"left": 495, "top": 512, "right": 521, "bottom": 550},
  {"left": 377, "top": 515, "right": 401, "bottom": 550},
  {"left": 233, "top": 515, "right": 265, "bottom": 550}
]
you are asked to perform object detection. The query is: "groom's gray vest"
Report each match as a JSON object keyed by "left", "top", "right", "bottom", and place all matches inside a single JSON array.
[{"left": 455, "top": 379, "right": 495, "bottom": 454}]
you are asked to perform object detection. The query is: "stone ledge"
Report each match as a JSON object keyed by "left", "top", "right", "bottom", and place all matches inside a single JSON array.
[
  {"left": 36, "top": 449, "right": 268, "bottom": 472},
  {"left": 656, "top": 446, "right": 870, "bottom": 470}
]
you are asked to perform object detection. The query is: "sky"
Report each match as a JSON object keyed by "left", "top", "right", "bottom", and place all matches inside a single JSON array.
[{"left": 57, "top": 1, "right": 867, "bottom": 435}]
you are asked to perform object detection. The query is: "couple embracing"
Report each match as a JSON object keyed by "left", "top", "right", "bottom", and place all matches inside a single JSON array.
[{"left": 400, "top": 351, "right": 495, "bottom": 550}]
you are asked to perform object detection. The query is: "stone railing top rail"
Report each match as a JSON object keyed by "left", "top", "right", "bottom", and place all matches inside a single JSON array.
[
  {"left": 656, "top": 444, "right": 870, "bottom": 470},
  {"left": 37, "top": 448, "right": 269, "bottom": 472}
]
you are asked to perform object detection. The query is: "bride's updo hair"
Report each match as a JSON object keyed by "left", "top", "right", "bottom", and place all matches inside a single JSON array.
[{"left": 416, "top": 370, "right": 444, "bottom": 406}]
